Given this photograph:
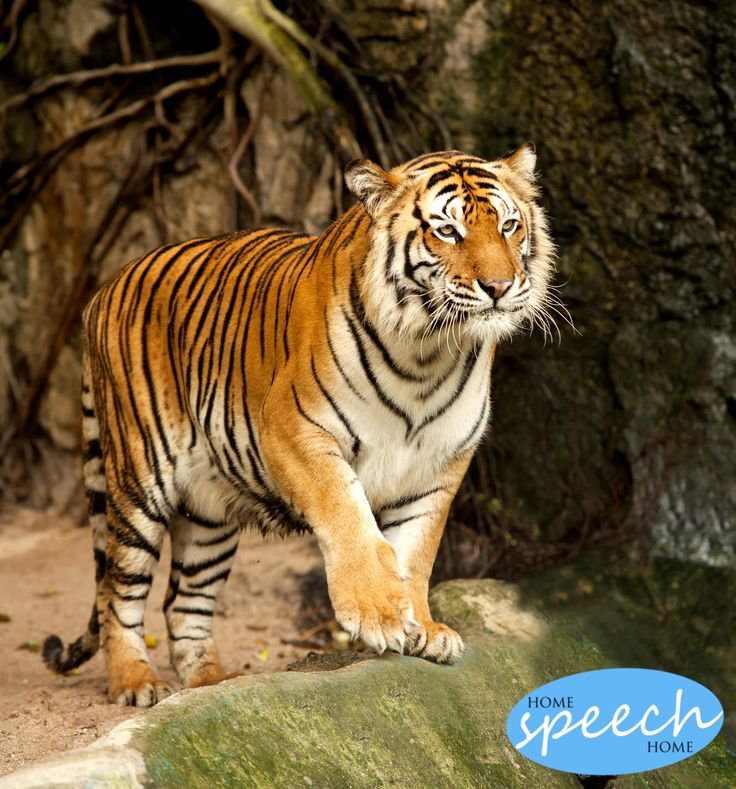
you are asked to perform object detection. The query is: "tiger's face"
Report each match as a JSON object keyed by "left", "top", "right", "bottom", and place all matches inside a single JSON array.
[{"left": 346, "top": 146, "right": 556, "bottom": 344}]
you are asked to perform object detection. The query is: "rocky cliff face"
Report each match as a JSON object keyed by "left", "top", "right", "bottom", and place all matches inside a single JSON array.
[
  {"left": 440, "top": 0, "right": 736, "bottom": 566},
  {"left": 2, "top": 0, "right": 734, "bottom": 567}
]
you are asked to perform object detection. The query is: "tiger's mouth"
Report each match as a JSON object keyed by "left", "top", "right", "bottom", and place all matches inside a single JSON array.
[{"left": 443, "top": 295, "right": 530, "bottom": 320}]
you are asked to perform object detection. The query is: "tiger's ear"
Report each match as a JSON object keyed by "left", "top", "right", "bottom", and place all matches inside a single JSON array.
[
  {"left": 344, "top": 159, "right": 400, "bottom": 216},
  {"left": 500, "top": 143, "right": 537, "bottom": 182}
]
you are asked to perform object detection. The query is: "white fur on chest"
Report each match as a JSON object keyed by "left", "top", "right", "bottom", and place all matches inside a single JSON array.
[{"left": 332, "top": 336, "right": 492, "bottom": 514}]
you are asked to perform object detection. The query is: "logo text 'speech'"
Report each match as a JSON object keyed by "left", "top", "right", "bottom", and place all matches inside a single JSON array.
[{"left": 506, "top": 669, "right": 724, "bottom": 775}]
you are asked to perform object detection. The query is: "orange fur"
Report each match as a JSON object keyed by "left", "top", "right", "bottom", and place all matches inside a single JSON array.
[{"left": 42, "top": 148, "right": 555, "bottom": 704}]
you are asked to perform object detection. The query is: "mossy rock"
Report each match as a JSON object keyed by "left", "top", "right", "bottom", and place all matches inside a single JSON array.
[
  {"left": 109, "top": 580, "right": 734, "bottom": 787},
  {"left": 4, "top": 578, "right": 733, "bottom": 788}
]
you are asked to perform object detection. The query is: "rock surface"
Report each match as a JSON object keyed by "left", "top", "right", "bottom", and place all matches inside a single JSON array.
[
  {"left": 2, "top": 579, "right": 732, "bottom": 787},
  {"left": 452, "top": 0, "right": 736, "bottom": 566}
]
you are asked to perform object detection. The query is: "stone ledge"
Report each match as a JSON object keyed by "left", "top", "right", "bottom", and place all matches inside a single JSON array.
[{"left": 1, "top": 579, "right": 731, "bottom": 788}]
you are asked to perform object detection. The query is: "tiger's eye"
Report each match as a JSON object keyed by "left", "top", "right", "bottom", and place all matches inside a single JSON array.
[
  {"left": 502, "top": 218, "right": 519, "bottom": 234},
  {"left": 437, "top": 224, "right": 455, "bottom": 236}
]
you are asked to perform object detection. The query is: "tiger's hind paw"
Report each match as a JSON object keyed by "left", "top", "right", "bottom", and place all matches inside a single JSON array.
[
  {"left": 112, "top": 679, "right": 174, "bottom": 707},
  {"left": 108, "top": 663, "right": 174, "bottom": 707}
]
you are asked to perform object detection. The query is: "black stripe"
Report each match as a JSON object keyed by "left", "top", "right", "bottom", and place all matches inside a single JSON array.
[
  {"left": 256, "top": 238, "right": 312, "bottom": 360},
  {"left": 382, "top": 486, "right": 446, "bottom": 511},
  {"left": 82, "top": 405, "right": 95, "bottom": 418},
  {"left": 87, "top": 489, "right": 106, "bottom": 515},
  {"left": 434, "top": 184, "right": 458, "bottom": 198},
  {"left": 310, "top": 355, "right": 361, "bottom": 456},
  {"left": 417, "top": 355, "right": 461, "bottom": 401},
  {"left": 338, "top": 209, "right": 370, "bottom": 250},
  {"left": 195, "top": 528, "right": 239, "bottom": 547},
  {"left": 139, "top": 240, "right": 210, "bottom": 472},
  {"left": 325, "top": 319, "right": 367, "bottom": 403},
  {"left": 349, "top": 275, "right": 426, "bottom": 384},
  {"left": 188, "top": 568, "right": 232, "bottom": 589},
  {"left": 409, "top": 349, "right": 482, "bottom": 440},
  {"left": 461, "top": 166, "right": 495, "bottom": 179},
  {"left": 107, "top": 601, "right": 142, "bottom": 630},
  {"left": 384, "top": 215, "right": 399, "bottom": 283},
  {"left": 454, "top": 392, "right": 491, "bottom": 456},
  {"left": 179, "top": 508, "right": 222, "bottom": 529},
  {"left": 180, "top": 544, "right": 238, "bottom": 577},
  {"left": 94, "top": 548, "right": 107, "bottom": 583},
  {"left": 108, "top": 500, "right": 161, "bottom": 559},
  {"left": 283, "top": 231, "right": 331, "bottom": 358},
  {"left": 109, "top": 569, "right": 153, "bottom": 586},
  {"left": 291, "top": 383, "right": 330, "bottom": 434},
  {"left": 342, "top": 309, "right": 413, "bottom": 432},
  {"left": 412, "top": 205, "right": 430, "bottom": 233},
  {"left": 382, "top": 511, "right": 432, "bottom": 530},
  {"left": 426, "top": 169, "right": 454, "bottom": 190},
  {"left": 175, "top": 590, "right": 217, "bottom": 600},
  {"left": 88, "top": 603, "right": 100, "bottom": 636},
  {"left": 170, "top": 607, "right": 214, "bottom": 616},
  {"left": 83, "top": 439, "right": 102, "bottom": 462}
]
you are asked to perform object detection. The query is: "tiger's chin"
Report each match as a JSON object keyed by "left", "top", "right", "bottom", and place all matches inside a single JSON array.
[{"left": 459, "top": 308, "right": 528, "bottom": 345}]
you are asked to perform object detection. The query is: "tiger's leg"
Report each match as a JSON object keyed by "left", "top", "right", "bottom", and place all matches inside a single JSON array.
[
  {"left": 380, "top": 451, "right": 474, "bottom": 664},
  {"left": 164, "top": 512, "right": 241, "bottom": 688},
  {"left": 261, "top": 413, "right": 416, "bottom": 655},
  {"left": 100, "top": 483, "right": 173, "bottom": 706}
]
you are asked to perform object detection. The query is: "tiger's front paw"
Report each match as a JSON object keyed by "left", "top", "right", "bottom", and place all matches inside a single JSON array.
[
  {"left": 406, "top": 620, "right": 464, "bottom": 664},
  {"left": 329, "top": 543, "right": 416, "bottom": 655}
]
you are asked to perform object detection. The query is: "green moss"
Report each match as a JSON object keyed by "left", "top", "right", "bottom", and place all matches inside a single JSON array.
[{"left": 121, "top": 576, "right": 734, "bottom": 787}]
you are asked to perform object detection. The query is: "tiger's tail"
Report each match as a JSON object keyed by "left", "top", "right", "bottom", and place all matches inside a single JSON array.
[{"left": 43, "top": 349, "right": 106, "bottom": 673}]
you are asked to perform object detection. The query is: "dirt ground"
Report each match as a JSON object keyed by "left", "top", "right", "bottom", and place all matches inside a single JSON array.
[{"left": 0, "top": 506, "right": 327, "bottom": 777}]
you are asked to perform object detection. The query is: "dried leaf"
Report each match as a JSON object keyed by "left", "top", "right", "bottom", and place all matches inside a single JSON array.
[
  {"left": 333, "top": 631, "right": 351, "bottom": 649},
  {"left": 18, "top": 641, "right": 40, "bottom": 652},
  {"left": 0, "top": 613, "right": 10, "bottom": 623},
  {"left": 257, "top": 647, "right": 269, "bottom": 662}
]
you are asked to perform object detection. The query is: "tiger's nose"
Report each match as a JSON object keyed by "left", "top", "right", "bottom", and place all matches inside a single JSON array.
[{"left": 477, "top": 278, "right": 512, "bottom": 300}]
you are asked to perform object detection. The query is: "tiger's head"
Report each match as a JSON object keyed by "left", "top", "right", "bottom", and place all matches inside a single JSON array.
[{"left": 345, "top": 146, "right": 558, "bottom": 345}]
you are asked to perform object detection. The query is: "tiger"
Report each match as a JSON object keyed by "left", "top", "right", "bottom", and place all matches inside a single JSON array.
[{"left": 42, "top": 145, "right": 555, "bottom": 706}]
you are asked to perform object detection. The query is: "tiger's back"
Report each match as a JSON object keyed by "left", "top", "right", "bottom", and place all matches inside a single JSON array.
[{"left": 83, "top": 225, "right": 330, "bottom": 533}]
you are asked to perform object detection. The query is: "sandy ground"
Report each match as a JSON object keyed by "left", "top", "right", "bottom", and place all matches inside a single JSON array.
[{"left": 0, "top": 507, "right": 328, "bottom": 777}]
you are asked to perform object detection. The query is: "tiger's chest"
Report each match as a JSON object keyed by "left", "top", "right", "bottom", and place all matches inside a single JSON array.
[{"left": 336, "top": 341, "right": 492, "bottom": 515}]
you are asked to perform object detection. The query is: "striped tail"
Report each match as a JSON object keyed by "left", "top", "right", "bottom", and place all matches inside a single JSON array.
[{"left": 43, "top": 352, "right": 106, "bottom": 673}]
